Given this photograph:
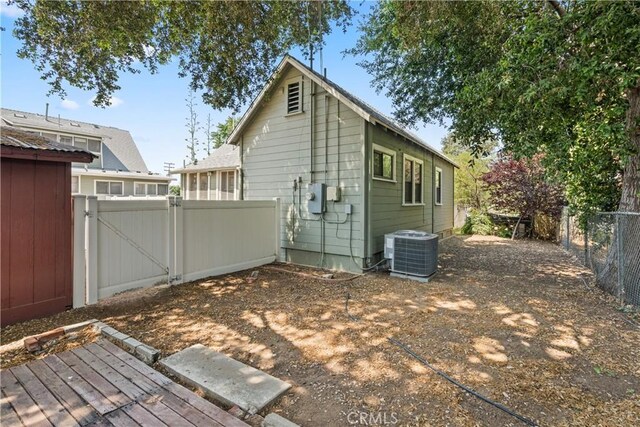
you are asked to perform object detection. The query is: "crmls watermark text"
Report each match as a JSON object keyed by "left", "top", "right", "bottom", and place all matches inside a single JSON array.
[{"left": 346, "top": 410, "right": 399, "bottom": 425}]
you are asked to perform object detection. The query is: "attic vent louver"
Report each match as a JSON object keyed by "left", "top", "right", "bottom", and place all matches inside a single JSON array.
[
  {"left": 287, "top": 81, "right": 302, "bottom": 114},
  {"left": 70, "top": 122, "right": 80, "bottom": 127}
]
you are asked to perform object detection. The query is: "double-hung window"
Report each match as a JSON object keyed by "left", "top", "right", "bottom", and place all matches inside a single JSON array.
[
  {"left": 373, "top": 144, "right": 395, "bottom": 181},
  {"left": 435, "top": 167, "right": 443, "bottom": 206},
  {"left": 135, "top": 182, "right": 169, "bottom": 196},
  {"left": 403, "top": 155, "right": 423, "bottom": 205},
  {"left": 96, "top": 180, "right": 123, "bottom": 196}
]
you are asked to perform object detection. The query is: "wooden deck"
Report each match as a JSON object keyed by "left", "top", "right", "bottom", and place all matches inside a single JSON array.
[{"left": 1, "top": 339, "right": 249, "bottom": 427}]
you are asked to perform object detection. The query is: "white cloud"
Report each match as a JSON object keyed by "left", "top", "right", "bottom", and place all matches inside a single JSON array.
[
  {"left": 88, "top": 95, "right": 124, "bottom": 108},
  {"left": 61, "top": 99, "right": 79, "bottom": 110},
  {"left": 1, "top": 0, "right": 24, "bottom": 18}
]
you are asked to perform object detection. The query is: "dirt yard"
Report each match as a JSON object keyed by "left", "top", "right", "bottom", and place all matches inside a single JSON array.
[{"left": 2, "top": 236, "right": 639, "bottom": 426}]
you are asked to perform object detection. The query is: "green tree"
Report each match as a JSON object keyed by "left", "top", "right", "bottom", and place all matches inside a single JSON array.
[
  {"left": 441, "top": 133, "right": 495, "bottom": 210},
  {"left": 10, "top": 0, "right": 353, "bottom": 110},
  {"left": 353, "top": 1, "right": 640, "bottom": 218},
  {"left": 211, "top": 116, "right": 237, "bottom": 149}
]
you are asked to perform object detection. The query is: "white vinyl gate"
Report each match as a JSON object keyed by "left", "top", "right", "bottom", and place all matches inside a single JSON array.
[{"left": 73, "top": 196, "right": 279, "bottom": 306}]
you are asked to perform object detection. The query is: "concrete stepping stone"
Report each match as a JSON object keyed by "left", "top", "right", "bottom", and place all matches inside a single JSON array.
[{"left": 159, "top": 344, "right": 291, "bottom": 414}]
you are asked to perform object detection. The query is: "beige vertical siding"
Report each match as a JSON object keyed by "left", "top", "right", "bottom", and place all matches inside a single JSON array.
[{"left": 240, "top": 67, "right": 366, "bottom": 269}]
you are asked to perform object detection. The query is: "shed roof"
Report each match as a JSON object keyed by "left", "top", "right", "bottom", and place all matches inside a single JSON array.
[
  {"left": 171, "top": 143, "right": 239, "bottom": 174},
  {"left": 227, "top": 55, "right": 458, "bottom": 168},
  {"left": 1, "top": 108, "right": 150, "bottom": 172},
  {"left": 1, "top": 126, "right": 95, "bottom": 162}
]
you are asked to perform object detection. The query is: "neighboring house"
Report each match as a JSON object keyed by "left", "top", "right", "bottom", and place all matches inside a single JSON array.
[
  {"left": 1, "top": 108, "right": 172, "bottom": 198},
  {"left": 171, "top": 143, "right": 240, "bottom": 200},
  {"left": 227, "top": 55, "right": 458, "bottom": 272},
  {"left": 1, "top": 127, "right": 94, "bottom": 325}
]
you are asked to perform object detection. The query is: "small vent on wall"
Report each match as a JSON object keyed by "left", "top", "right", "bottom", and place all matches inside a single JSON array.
[{"left": 287, "top": 81, "right": 301, "bottom": 114}]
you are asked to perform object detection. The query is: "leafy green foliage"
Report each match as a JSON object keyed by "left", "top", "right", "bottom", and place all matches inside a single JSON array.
[
  {"left": 169, "top": 185, "right": 181, "bottom": 196},
  {"left": 353, "top": 1, "right": 640, "bottom": 218},
  {"left": 10, "top": 0, "right": 353, "bottom": 110},
  {"left": 211, "top": 116, "right": 237, "bottom": 149},
  {"left": 442, "top": 133, "right": 496, "bottom": 210}
]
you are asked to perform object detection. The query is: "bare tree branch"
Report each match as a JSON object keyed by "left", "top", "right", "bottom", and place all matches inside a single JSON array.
[{"left": 548, "top": 0, "right": 566, "bottom": 17}]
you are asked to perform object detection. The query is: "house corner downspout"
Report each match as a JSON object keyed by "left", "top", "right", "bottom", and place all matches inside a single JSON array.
[
  {"left": 239, "top": 135, "right": 244, "bottom": 200},
  {"left": 431, "top": 152, "right": 435, "bottom": 234}
]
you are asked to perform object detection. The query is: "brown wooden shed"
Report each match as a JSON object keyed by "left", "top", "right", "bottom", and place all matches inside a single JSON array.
[{"left": 1, "top": 126, "right": 94, "bottom": 326}]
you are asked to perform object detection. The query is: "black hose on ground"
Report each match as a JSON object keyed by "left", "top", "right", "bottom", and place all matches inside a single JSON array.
[{"left": 387, "top": 337, "right": 538, "bottom": 427}]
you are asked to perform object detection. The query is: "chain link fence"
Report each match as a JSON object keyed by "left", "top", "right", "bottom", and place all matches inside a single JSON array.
[{"left": 559, "top": 208, "right": 640, "bottom": 307}]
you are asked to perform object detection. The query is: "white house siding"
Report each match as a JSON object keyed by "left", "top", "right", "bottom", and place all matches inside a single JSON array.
[
  {"left": 433, "top": 156, "right": 455, "bottom": 235},
  {"left": 240, "top": 67, "right": 366, "bottom": 271},
  {"left": 76, "top": 175, "right": 169, "bottom": 197},
  {"left": 368, "top": 123, "right": 435, "bottom": 256}
]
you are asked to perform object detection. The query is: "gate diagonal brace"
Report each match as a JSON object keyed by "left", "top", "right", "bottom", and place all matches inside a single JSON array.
[{"left": 97, "top": 216, "right": 169, "bottom": 274}]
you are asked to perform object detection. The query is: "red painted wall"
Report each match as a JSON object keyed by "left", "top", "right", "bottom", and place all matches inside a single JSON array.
[{"left": 1, "top": 157, "right": 73, "bottom": 326}]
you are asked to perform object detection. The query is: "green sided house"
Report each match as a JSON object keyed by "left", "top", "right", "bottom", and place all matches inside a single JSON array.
[{"left": 228, "top": 55, "right": 457, "bottom": 272}]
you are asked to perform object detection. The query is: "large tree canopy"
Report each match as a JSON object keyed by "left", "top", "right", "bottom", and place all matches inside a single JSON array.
[
  {"left": 354, "top": 0, "right": 640, "bottom": 217},
  {"left": 9, "top": 0, "right": 353, "bottom": 110}
]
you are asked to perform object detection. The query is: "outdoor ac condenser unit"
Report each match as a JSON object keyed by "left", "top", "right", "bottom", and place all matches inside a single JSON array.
[{"left": 384, "top": 230, "right": 439, "bottom": 281}]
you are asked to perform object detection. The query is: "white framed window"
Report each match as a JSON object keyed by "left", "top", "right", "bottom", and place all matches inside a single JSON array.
[
  {"left": 135, "top": 182, "right": 170, "bottom": 196},
  {"left": 60, "top": 135, "right": 73, "bottom": 145},
  {"left": 286, "top": 79, "right": 303, "bottom": 115},
  {"left": 71, "top": 176, "right": 79, "bottom": 194},
  {"left": 95, "top": 180, "right": 123, "bottom": 195},
  {"left": 403, "top": 154, "right": 423, "bottom": 205},
  {"left": 372, "top": 144, "right": 395, "bottom": 182},
  {"left": 435, "top": 167, "right": 443, "bottom": 206}
]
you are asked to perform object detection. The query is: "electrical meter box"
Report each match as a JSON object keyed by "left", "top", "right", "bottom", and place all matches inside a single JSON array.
[{"left": 307, "top": 182, "right": 326, "bottom": 214}]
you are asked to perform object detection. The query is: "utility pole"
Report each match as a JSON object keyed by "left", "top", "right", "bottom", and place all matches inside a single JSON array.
[{"left": 164, "top": 162, "right": 175, "bottom": 176}]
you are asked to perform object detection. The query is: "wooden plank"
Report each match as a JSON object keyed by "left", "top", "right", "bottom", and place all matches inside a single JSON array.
[
  {"left": 10, "top": 365, "right": 77, "bottom": 427},
  {"left": 137, "top": 395, "right": 194, "bottom": 427},
  {"left": 8, "top": 160, "right": 35, "bottom": 310},
  {"left": 1, "top": 159, "right": 12, "bottom": 312},
  {"left": 71, "top": 348, "right": 147, "bottom": 401},
  {"left": 121, "top": 403, "right": 168, "bottom": 427},
  {"left": 56, "top": 351, "right": 130, "bottom": 409},
  {"left": 1, "top": 390, "right": 23, "bottom": 427},
  {"left": 98, "top": 340, "right": 248, "bottom": 427},
  {"left": 73, "top": 347, "right": 193, "bottom": 426},
  {"left": 104, "top": 408, "right": 136, "bottom": 427},
  {"left": 0, "top": 369, "right": 52, "bottom": 427},
  {"left": 43, "top": 355, "right": 119, "bottom": 415},
  {"left": 85, "top": 343, "right": 220, "bottom": 427},
  {"left": 27, "top": 359, "right": 99, "bottom": 426}
]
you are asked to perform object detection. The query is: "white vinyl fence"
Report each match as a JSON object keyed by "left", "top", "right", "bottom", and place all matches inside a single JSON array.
[{"left": 73, "top": 196, "right": 279, "bottom": 306}]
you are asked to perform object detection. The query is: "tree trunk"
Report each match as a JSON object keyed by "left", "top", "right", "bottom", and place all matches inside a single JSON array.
[
  {"left": 512, "top": 215, "right": 522, "bottom": 240},
  {"left": 597, "top": 82, "right": 640, "bottom": 300},
  {"left": 619, "top": 82, "right": 640, "bottom": 213}
]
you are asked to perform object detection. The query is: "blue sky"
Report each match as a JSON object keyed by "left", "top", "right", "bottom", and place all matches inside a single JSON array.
[{"left": 1, "top": 1, "right": 449, "bottom": 174}]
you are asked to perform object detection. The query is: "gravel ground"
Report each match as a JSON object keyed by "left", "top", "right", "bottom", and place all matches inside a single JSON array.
[{"left": 2, "top": 235, "right": 638, "bottom": 426}]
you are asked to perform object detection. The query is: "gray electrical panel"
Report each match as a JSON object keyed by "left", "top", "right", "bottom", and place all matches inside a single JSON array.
[{"left": 307, "top": 182, "right": 326, "bottom": 214}]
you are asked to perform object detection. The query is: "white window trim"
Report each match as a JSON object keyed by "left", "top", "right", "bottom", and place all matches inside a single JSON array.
[
  {"left": 372, "top": 143, "right": 397, "bottom": 183},
  {"left": 402, "top": 154, "right": 425, "bottom": 206},
  {"left": 284, "top": 77, "right": 304, "bottom": 116},
  {"left": 71, "top": 176, "right": 80, "bottom": 194},
  {"left": 134, "top": 182, "right": 165, "bottom": 196},
  {"left": 435, "top": 167, "right": 443, "bottom": 206},
  {"left": 95, "top": 180, "right": 124, "bottom": 196}
]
